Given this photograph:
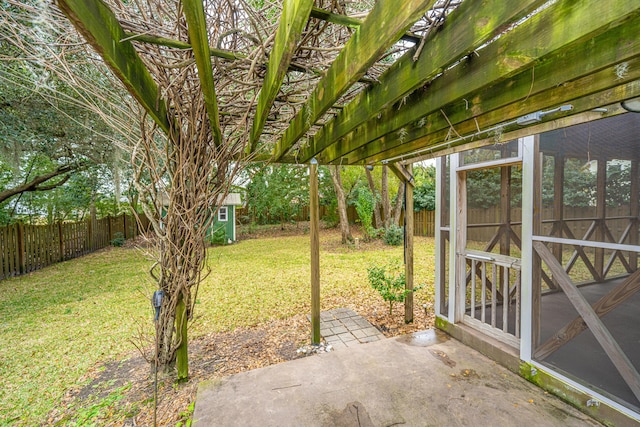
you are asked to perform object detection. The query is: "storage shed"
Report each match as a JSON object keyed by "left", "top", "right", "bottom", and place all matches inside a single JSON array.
[{"left": 209, "top": 193, "right": 242, "bottom": 244}]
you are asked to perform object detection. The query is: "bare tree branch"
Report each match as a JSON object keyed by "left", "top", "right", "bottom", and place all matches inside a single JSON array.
[{"left": 0, "top": 164, "right": 76, "bottom": 204}]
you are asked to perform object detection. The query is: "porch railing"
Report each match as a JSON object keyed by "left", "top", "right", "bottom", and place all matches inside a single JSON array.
[{"left": 461, "top": 249, "right": 521, "bottom": 347}]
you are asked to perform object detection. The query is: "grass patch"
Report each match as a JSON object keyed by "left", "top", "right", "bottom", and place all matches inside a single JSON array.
[
  {"left": 0, "top": 231, "right": 436, "bottom": 425},
  {"left": 0, "top": 248, "right": 153, "bottom": 425},
  {"left": 195, "top": 233, "right": 435, "bottom": 334}
]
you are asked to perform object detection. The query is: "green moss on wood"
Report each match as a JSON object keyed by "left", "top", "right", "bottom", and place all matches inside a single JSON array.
[
  {"left": 57, "top": 0, "right": 171, "bottom": 134},
  {"left": 298, "top": 0, "right": 547, "bottom": 164},
  {"left": 272, "top": 0, "right": 436, "bottom": 161},
  {"left": 324, "top": 0, "right": 640, "bottom": 164}
]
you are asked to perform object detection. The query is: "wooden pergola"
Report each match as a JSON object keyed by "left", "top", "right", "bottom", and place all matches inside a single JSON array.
[{"left": 55, "top": 0, "right": 640, "bottom": 342}]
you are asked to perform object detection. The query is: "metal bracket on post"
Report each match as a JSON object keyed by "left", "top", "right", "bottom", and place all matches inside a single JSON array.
[{"left": 389, "top": 162, "right": 415, "bottom": 187}]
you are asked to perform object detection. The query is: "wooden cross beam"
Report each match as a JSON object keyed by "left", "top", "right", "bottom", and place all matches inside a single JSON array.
[
  {"left": 271, "top": 0, "right": 436, "bottom": 161},
  {"left": 533, "top": 241, "right": 640, "bottom": 403},
  {"left": 348, "top": 20, "right": 640, "bottom": 165},
  {"left": 389, "top": 163, "right": 414, "bottom": 187},
  {"left": 250, "top": 0, "right": 314, "bottom": 153},
  {"left": 182, "top": 0, "right": 222, "bottom": 145},
  {"left": 296, "top": 0, "right": 547, "bottom": 164},
  {"left": 123, "top": 32, "right": 245, "bottom": 60},
  {"left": 322, "top": 0, "right": 640, "bottom": 164},
  {"left": 309, "top": 7, "right": 421, "bottom": 43},
  {"left": 562, "top": 223, "right": 602, "bottom": 283},
  {"left": 57, "top": 0, "right": 171, "bottom": 135},
  {"left": 120, "top": 32, "right": 370, "bottom": 84},
  {"left": 534, "top": 267, "right": 640, "bottom": 360}
]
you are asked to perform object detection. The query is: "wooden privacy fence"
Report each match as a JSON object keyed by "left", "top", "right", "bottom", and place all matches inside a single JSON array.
[
  {"left": 238, "top": 206, "right": 436, "bottom": 237},
  {"left": 413, "top": 210, "right": 435, "bottom": 237},
  {"left": 1, "top": 213, "right": 150, "bottom": 280}
]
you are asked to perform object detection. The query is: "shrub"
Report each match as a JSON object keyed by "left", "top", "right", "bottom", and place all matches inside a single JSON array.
[
  {"left": 367, "top": 261, "right": 407, "bottom": 316},
  {"left": 367, "top": 260, "right": 422, "bottom": 316},
  {"left": 355, "top": 188, "right": 375, "bottom": 240},
  {"left": 110, "top": 232, "right": 125, "bottom": 247},
  {"left": 209, "top": 226, "right": 227, "bottom": 245},
  {"left": 383, "top": 224, "right": 404, "bottom": 246}
]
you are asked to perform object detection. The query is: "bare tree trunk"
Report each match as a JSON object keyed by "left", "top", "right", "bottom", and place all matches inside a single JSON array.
[
  {"left": 329, "top": 165, "right": 353, "bottom": 244},
  {"left": 381, "top": 165, "right": 391, "bottom": 229},
  {"left": 365, "top": 167, "right": 382, "bottom": 229},
  {"left": 392, "top": 181, "right": 405, "bottom": 226}
]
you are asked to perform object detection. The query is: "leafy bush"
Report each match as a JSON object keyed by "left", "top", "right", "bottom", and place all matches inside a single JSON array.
[
  {"left": 367, "top": 260, "right": 422, "bottom": 315},
  {"left": 355, "top": 188, "right": 375, "bottom": 240},
  {"left": 367, "top": 261, "right": 407, "bottom": 315},
  {"left": 110, "top": 232, "right": 125, "bottom": 247},
  {"left": 383, "top": 224, "right": 404, "bottom": 246},
  {"left": 209, "top": 226, "right": 227, "bottom": 245}
]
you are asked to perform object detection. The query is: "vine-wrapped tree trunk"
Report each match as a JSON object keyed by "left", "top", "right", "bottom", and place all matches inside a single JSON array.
[
  {"left": 393, "top": 181, "right": 405, "bottom": 226},
  {"left": 329, "top": 165, "right": 353, "bottom": 244},
  {"left": 365, "top": 167, "right": 382, "bottom": 229},
  {"left": 149, "top": 131, "right": 218, "bottom": 379}
]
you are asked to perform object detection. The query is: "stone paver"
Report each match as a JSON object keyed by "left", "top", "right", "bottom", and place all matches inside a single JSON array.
[{"left": 312, "top": 308, "right": 385, "bottom": 349}]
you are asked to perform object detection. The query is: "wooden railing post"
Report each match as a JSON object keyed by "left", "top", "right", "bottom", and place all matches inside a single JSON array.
[{"left": 630, "top": 161, "right": 639, "bottom": 270}]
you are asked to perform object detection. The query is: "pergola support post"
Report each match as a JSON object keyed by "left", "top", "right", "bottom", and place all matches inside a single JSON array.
[
  {"left": 404, "top": 164, "right": 414, "bottom": 323},
  {"left": 310, "top": 158, "right": 321, "bottom": 344}
]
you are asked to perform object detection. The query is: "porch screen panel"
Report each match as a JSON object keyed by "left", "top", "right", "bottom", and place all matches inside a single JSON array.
[
  {"left": 460, "top": 139, "right": 519, "bottom": 166},
  {"left": 533, "top": 113, "right": 640, "bottom": 412}
]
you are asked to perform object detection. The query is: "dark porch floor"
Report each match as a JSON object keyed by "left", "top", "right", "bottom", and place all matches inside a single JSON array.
[{"left": 539, "top": 277, "right": 640, "bottom": 412}]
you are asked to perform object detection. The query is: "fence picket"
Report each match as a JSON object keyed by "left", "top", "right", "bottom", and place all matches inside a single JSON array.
[{"left": 0, "top": 213, "right": 149, "bottom": 280}]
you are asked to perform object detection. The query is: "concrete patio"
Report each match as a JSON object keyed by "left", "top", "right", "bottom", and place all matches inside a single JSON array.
[{"left": 193, "top": 329, "right": 602, "bottom": 426}]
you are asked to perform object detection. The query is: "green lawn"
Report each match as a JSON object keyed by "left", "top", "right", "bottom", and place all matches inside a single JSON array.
[{"left": 0, "top": 231, "right": 435, "bottom": 425}]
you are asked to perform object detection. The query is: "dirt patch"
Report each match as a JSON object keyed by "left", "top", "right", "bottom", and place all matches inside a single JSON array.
[
  {"left": 47, "top": 315, "right": 312, "bottom": 426},
  {"left": 47, "top": 305, "right": 435, "bottom": 426}
]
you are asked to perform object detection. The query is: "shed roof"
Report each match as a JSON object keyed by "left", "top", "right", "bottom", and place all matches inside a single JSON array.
[{"left": 219, "top": 193, "right": 242, "bottom": 207}]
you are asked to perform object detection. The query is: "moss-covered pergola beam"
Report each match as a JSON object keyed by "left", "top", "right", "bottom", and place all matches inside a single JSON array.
[
  {"left": 321, "top": 0, "right": 640, "bottom": 165},
  {"left": 250, "top": 0, "right": 314, "bottom": 153},
  {"left": 182, "top": 0, "right": 222, "bottom": 145},
  {"left": 368, "top": 77, "right": 640, "bottom": 165},
  {"left": 309, "top": 7, "right": 421, "bottom": 44},
  {"left": 343, "top": 14, "right": 640, "bottom": 165},
  {"left": 295, "top": 0, "right": 548, "bottom": 164},
  {"left": 123, "top": 32, "right": 246, "bottom": 60},
  {"left": 271, "top": 0, "right": 437, "bottom": 161},
  {"left": 57, "top": 0, "right": 171, "bottom": 134}
]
